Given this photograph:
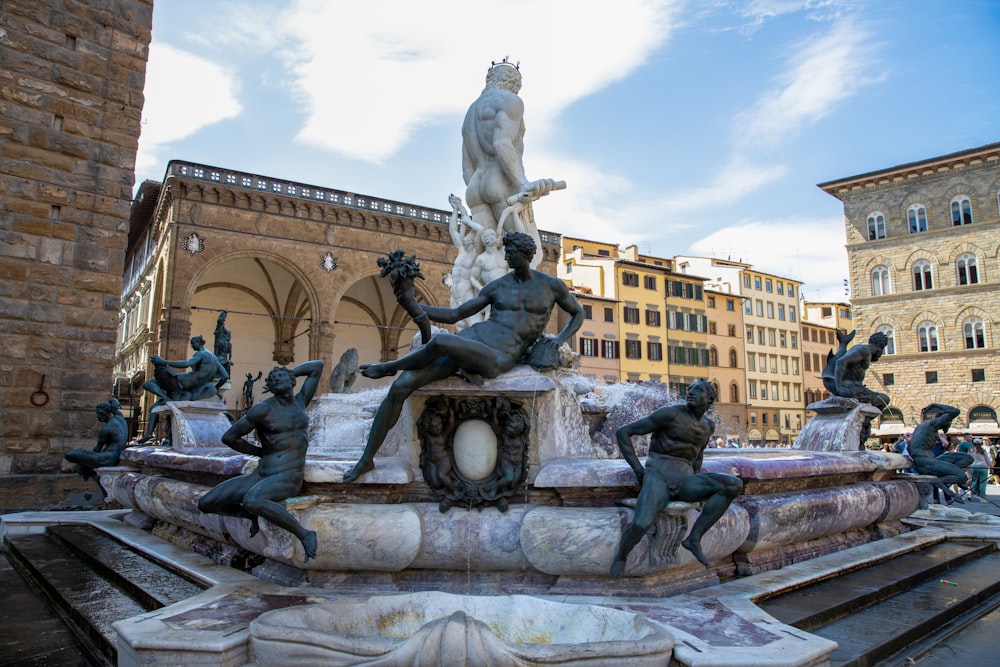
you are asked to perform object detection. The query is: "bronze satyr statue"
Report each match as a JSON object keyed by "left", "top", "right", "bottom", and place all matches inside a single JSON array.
[
  {"left": 611, "top": 380, "right": 743, "bottom": 575},
  {"left": 907, "top": 403, "right": 973, "bottom": 504},
  {"left": 198, "top": 360, "right": 324, "bottom": 562},
  {"left": 343, "top": 232, "right": 584, "bottom": 483},
  {"left": 146, "top": 335, "right": 229, "bottom": 402},
  {"left": 821, "top": 330, "right": 890, "bottom": 408},
  {"left": 65, "top": 401, "right": 128, "bottom": 491},
  {"left": 139, "top": 335, "right": 229, "bottom": 443}
]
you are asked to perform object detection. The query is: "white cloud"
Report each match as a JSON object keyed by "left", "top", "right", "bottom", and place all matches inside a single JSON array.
[
  {"left": 135, "top": 43, "right": 242, "bottom": 173},
  {"left": 538, "top": 154, "right": 787, "bottom": 249},
  {"left": 738, "top": 0, "right": 847, "bottom": 33},
  {"left": 689, "top": 216, "right": 849, "bottom": 301},
  {"left": 270, "top": 0, "right": 682, "bottom": 162},
  {"left": 732, "top": 17, "right": 883, "bottom": 148},
  {"left": 647, "top": 156, "right": 786, "bottom": 218}
]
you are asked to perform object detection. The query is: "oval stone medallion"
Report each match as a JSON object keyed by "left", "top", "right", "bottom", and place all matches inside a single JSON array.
[{"left": 452, "top": 420, "right": 498, "bottom": 480}]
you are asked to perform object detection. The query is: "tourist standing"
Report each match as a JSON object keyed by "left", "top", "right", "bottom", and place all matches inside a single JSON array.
[{"left": 968, "top": 437, "right": 993, "bottom": 500}]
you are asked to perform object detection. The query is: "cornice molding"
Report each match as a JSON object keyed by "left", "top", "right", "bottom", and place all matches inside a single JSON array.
[{"left": 819, "top": 143, "right": 1000, "bottom": 199}]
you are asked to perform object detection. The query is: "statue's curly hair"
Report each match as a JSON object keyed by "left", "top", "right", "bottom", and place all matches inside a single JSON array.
[
  {"left": 868, "top": 332, "right": 889, "bottom": 349},
  {"left": 264, "top": 366, "right": 296, "bottom": 393},
  {"left": 486, "top": 64, "right": 522, "bottom": 93},
  {"left": 502, "top": 231, "right": 536, "bottom": 261},
  {"left": 690, "top": 378, "right": 717, "bottom": 405}
]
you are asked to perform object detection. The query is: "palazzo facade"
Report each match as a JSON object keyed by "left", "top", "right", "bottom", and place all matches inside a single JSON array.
[{"left": 820, "top": 142, "right": 1000, "bottom": 437}]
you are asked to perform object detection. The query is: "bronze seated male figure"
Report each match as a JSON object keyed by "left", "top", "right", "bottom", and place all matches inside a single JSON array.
[
  {"left": 611, "top": 380, "right": 743, "bottom": 575},
  {"left": 343, "top": 232, "right": 584, "bottom": 484}
]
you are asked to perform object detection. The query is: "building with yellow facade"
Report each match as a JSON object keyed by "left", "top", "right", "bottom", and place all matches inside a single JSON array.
[
  {"left": 675, "top": 257, "right": 805, "bottom": 445},
  {"left": 559, "top": 286, "right": 620, "bottom": 384},
  {"left": 800, "top": 318, "right": 837, "bottom": 415},
  {"left": 705, "top": 287, "right": 748, "bottom": 441},
  {"left": 803, "top": 301, "right": 853, "bottom": 332},
  {"left": 561, "top": 238, "right": 710, "bottom": 387}
]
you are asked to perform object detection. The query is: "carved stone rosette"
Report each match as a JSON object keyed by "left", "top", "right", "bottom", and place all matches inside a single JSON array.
[{"left": 417, "top": 395, "right": 530, "bottom": 513}]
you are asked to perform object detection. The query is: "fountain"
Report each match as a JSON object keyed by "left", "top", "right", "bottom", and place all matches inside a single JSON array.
[{"left": 90, "top": 62, "right": 922, "bottom": 665}]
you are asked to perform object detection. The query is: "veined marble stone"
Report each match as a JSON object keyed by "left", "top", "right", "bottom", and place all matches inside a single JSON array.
[
  {"left": 151, "top": 400, "right": 231, "bottom": 452},
  {"left": 793, "top": 396, "right": 881, "bottom": 451},
  {"left": 249, "top": 592, "right": 675, "bottom": 666},
  {"left": 307, "top": 389, "right": 386, "bottom": 458}
]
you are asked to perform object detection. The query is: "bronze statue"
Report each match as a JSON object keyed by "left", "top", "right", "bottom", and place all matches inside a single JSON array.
[
  {"left": 343, "top": 232, "right": 584, "bottom": 483},
  {"left": 821, "top": 330, "right": 890, "bottom": 408},
  {"left": 908, "top": 403, "right": 973, "bottom": 504},
  {"left": 65, "top": 401, "right": 128, "bottom": 490},
  {"left": 611, "top": 380, "right": 743, "bottom": 575},
  {"left": 138, "top": 335, "right": 229, "bottom": 444},
  {"left": 146, "top": 335, "right": 229, "bottom": 402},
  {"left": 137, "top": 356, "right": 181, "bottom": 443},
  {"left": 242, "top": 371, "right": 262, "bottom": 412},
  {"left": 213, "top": 311, "right": 233, "bottom": 378},
  {"left": 198, "top": 360, "right": 324, "bottom": 562},
  {"left": 378, "top": 250, "right": 432, "bottom": 345}
]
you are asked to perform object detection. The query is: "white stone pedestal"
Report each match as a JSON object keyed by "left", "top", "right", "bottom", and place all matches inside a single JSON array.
[
  {"left": 793, "top": 396, "right": 881, "bottom": 451},
  {"left": 152, "top": 400, "right": 231, "bottom": 451}
]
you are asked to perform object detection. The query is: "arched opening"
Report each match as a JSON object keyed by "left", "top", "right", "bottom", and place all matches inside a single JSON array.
[{"left": 192, "top": 257, "right": 315, "bottom": 411}]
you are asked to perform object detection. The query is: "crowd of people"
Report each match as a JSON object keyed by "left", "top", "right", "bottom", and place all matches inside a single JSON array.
[{"left": 709, "top": 438, "right": 798, "bottom": 449}]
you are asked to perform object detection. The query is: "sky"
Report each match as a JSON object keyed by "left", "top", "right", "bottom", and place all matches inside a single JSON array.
[{"left": 134, "top": 0, "right": 1000, "bottom": 303}]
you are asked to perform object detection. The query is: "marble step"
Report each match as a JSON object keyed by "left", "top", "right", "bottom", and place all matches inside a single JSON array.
[
  {"left": 764, "top": 545, "right": 1000, "bottom": 667},
  {"left": 758, "top": 541, "right": 994, "bottom": 630},
  {"left": 46, "top": 524, "right": 205, "bottom": 609},
  {"left": 0, "top": 551, "right": 91, "bottom": 666},
  {"left": 5, "top": 532, "right": 146, "bottom": 666}
]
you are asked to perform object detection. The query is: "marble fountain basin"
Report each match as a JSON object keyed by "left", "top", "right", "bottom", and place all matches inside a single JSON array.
[{"left": 249, "top": 591, "right": 674, "bottom": 666}]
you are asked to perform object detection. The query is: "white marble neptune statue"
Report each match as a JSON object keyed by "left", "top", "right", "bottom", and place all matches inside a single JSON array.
[{"left": 459, "top": 58, "right": 563, "bottom": 271}]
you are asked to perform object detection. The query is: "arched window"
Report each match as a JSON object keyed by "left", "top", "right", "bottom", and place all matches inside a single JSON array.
[
  {"left": 917, "top": 321, "right": 939, "bottom": 353},
  {"left": 907, "top": 205, "right": 928, "bottom": 233},
  {"left": 867, "top": 212, "right": 886, "bottom": 240},
  {"left": 951, "top": 196, "right": 973, "bottom": 225},
  {"left": 730, "top": 382, "right": 739, "bottom": 403},
  {"left": 963, "top": 317, "right": 985, "bottom": 349},
  {"left": 870, "top": 265, "right": 890, "bottom": 296},
  {"left": 709, "top": 346, "right": 719, "bottom": 366},
  {"left": 711, "top": 381, "right": 720, "bottom": 400},
  {"left": 912, "top": 260, "right": 933, "bottom": 291},
  {"left": 728, "top": 347, "right": 738, "bottom": 368},
  {"left": 876, "top": 325, "right": 895, "bottom": 355},
  {"left": 956, "top": 253, "right": 979, "bottom": 285}
]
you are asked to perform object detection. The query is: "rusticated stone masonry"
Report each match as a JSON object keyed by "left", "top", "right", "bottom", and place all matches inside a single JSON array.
[{"left": 0, "top": 0, "right": 153, "bottom": 510}]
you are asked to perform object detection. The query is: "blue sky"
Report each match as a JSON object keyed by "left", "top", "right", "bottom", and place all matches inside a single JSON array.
[{"left": 135, "top": 0, "right": 1000, "bottom": 302}]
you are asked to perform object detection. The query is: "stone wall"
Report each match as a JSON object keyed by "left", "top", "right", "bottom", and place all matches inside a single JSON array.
[
  {"left": 0, "top": 0, "right": 153, "bottom": 510},
  {"left": 824, "top": 145, "right": 1000, "bottom": 430}
]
